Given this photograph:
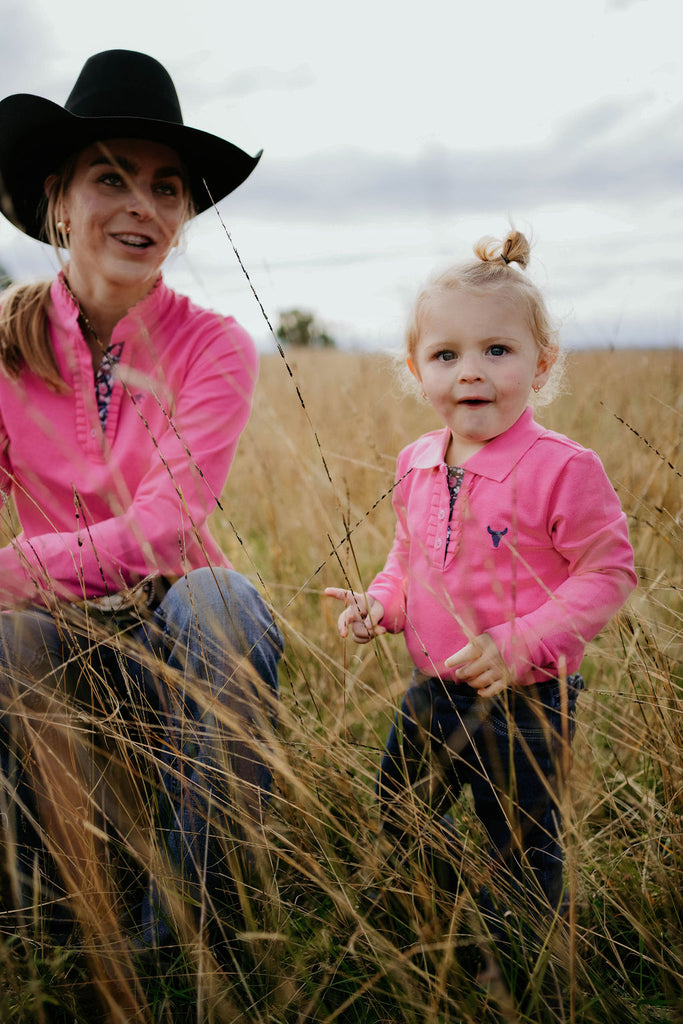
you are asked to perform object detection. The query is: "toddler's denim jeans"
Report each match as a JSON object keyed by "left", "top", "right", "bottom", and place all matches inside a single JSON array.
[
  {"left": 0, "top": 567, "right": 283, "bottom": 946},
  {"left": 378, "top": 671, "right": 584, "bottom": 938}
]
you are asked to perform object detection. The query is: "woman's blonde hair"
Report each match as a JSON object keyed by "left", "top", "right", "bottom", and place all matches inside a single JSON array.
[
  {"left": 0, "top": 280, "right": 65, "bottom": 390},
  {"left": 0, "top": 144, "right": 194, "bottom": 392},
  {"left": 0, "top": 157, "right": 79, "bottom": 392},
  {"left": 405, "top": 229, "right": 564, "bottom": 406}
]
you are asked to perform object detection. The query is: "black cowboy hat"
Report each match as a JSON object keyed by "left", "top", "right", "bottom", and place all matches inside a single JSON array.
[{"left": 0, "top": 49, "right": 262, "bottom": 240}]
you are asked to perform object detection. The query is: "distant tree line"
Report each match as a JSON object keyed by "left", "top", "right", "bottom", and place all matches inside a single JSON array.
[
  {"left": 276, "top": 308, "right": 335, "bottom": 349},
  {"left": 0, "top": 262, "right": 11, "bottom": 291}
]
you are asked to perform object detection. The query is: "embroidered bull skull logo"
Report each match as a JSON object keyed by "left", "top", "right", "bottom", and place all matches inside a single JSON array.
[{"left": 487, "top": 526, "right": 508, "bottom": 548}]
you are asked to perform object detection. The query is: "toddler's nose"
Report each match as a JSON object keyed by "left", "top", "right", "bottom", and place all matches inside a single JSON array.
[{"left": 458, "top": 356, "right": 484, "bottom": 382}]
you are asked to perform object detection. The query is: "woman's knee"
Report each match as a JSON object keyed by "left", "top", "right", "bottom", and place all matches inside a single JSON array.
[
  {"left": 166, "top": 568, "right": 256, "bottom": 621},
  {"left": 0, "top": 610, "right": 64, "bottom": 690},
  {"left": 160, "top": 568, "right": 283, "bottom": 691}
]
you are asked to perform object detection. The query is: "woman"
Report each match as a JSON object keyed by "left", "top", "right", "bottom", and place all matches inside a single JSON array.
[{"left": 0, "top": 49, "right": 282, "bottom": 1014}]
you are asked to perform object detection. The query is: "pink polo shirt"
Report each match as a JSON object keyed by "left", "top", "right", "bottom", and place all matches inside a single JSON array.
[
  {"left": 0, "top": 273, "right": 258, "bottom": 606},
  {"left": 368, "top": 408, "right": 637, "bottom": 684}
]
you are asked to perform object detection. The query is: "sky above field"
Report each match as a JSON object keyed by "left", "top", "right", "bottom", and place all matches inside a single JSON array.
[{"left": 0, "top": 0, "right": 682, "bottom": 352}]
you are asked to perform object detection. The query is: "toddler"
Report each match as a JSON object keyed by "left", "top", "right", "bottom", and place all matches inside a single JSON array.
[{"left": 326, "top": 230, "right": 637, "bottom": 956}]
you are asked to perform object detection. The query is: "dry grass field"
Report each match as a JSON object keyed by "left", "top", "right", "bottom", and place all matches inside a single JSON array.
[{"left": 1, "top": 345, "right": 681, "bottom": 1023}]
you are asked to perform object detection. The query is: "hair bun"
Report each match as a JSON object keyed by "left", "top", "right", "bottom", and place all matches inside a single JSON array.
[{"left": 474, "top": 229, "right": 530, "bottom": 269}]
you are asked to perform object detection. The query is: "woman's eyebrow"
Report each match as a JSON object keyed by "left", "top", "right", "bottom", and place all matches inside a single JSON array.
[
  {"left": 88, "top": 155, "right": 184, "bottom": 179},
  {"left": 154, "top": 164, "right": 185, "bottom": 180},
  {"left": 89, "top": 154, "right": 138, "bottom": 174}
]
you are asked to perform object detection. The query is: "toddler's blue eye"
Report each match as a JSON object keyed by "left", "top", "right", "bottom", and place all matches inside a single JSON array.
[
  {"left": 489, "top": 344, "right": 507, "bottom": 357},
  {"left": 437, "top": 350, "right": 456, "bottom": 362}
]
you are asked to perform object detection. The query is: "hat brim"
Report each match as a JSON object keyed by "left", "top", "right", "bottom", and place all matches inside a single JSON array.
[{"left": 0, "top": 94, "right": 261, "bottom": 240}]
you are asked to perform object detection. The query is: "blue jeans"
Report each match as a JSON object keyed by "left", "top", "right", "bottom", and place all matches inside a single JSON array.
[
  {"left": 378, "top": 672, "right": 583, "bottom": 931},
  {"left": 0, "top": 567, "right": 283, "bottom": 944}
]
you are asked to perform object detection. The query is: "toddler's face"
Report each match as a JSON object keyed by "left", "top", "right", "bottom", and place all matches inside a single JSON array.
[{"left": 411, "top": 286, "right": 554, "bottom": 464}]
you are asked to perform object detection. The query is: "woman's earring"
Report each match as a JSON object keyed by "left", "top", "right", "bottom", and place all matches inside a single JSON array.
[
  {"left": 532, "top": 384, "right": 542, "bottom": 393},
  {"left": 56, "top": 220, "right": 70, "bottom": 237}
]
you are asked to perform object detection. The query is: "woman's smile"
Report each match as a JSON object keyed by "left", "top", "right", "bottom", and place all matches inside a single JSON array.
[{"left": 112, "top": 231, "right": 156, "bottom": 249}]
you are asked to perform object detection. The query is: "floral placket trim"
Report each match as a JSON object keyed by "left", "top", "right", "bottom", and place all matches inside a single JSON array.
[
  {"left": 95, "top": 343, "right": 124, "bottom": 431},
  {"left": 444, "top": 464, "right": 465, "bottom": 561}
]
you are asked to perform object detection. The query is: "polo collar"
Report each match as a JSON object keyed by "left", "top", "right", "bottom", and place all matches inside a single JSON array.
[
  {"left": 409, "top": 407, "right": 546, "bottom": 481},
  {"left": 50, "top": 271, "right": 167, "bottom": 343}
]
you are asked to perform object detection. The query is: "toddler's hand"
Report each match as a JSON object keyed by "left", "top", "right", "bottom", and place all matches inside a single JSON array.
[
  {"left": 324, "top": 588, "right": 386, "bottom": 644},
  {"left": 445, "top": 633, "right": 511, "bottom": 698}
]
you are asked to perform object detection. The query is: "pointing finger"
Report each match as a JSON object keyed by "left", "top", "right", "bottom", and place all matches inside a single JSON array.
[{"left": 444, "top": 643, "right": 475, "bottom": 669}]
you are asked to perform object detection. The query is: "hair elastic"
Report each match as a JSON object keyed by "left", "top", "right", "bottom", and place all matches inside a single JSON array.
[{"left": 501, "top": 253, "right": 511, "bottom": 265}]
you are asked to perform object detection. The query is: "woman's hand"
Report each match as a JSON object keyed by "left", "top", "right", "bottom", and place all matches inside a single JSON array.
[
  {"left": 324, "top": 588, "right": 386, "bottom": 644},
  {"left": 445, "top": 633, "right": 512, "bottom": 698}
]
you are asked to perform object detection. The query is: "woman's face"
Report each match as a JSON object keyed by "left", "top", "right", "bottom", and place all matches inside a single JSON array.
[{"left": 55, "top": 138, "right": 189, "bottom": 305}]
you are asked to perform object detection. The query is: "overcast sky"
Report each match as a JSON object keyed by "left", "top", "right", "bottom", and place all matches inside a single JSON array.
[{"left": 1, "top": 0, "right": 682, "bottom": 351}]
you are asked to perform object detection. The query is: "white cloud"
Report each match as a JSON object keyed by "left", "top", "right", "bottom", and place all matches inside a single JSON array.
[{"left": 0, "top": 0, "right": 682, "bottom": 349}]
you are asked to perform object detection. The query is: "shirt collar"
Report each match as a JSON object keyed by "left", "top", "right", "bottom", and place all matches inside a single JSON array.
[
  {"left": 50, "top": 271, "right": 168, "bottom": 341},
  {"left": 409, "top": 407, "right": 546, "bottom": 481}
]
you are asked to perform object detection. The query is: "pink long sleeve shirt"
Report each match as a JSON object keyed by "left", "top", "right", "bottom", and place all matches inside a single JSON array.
[
  {"left": 368, "top": 407, "right": 637, "bottom": 684},
  {"left": 0, "top": 274, "right": 258, "bottom": 606}
]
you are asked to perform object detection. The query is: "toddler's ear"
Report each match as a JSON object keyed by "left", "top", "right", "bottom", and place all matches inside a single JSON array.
[{"left": 534, "top": 346, "right": 557, "bottom": 388}]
